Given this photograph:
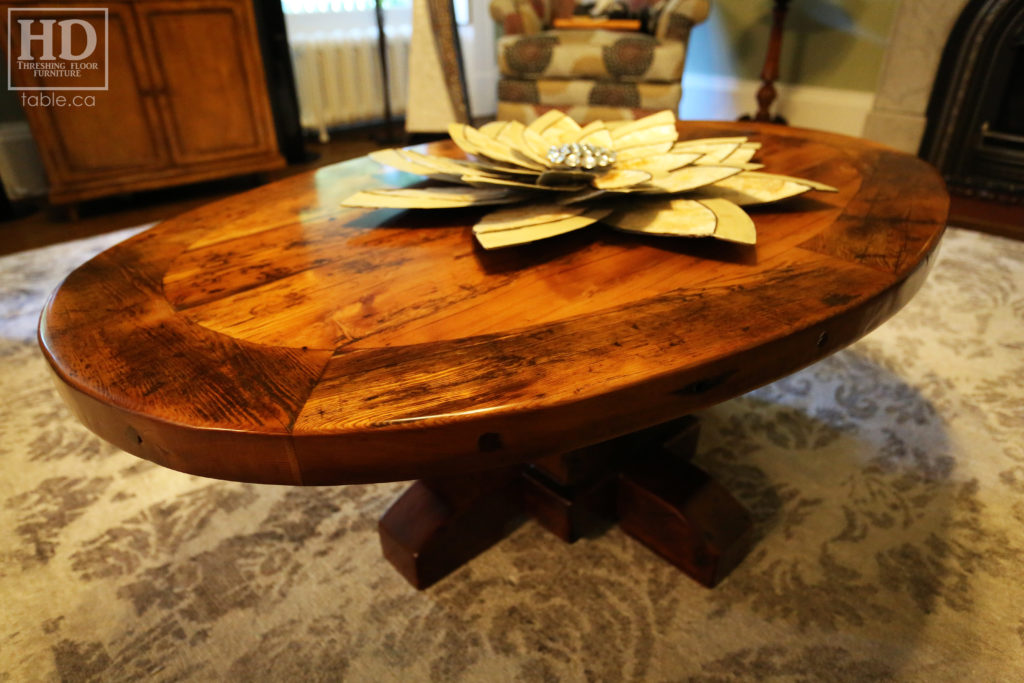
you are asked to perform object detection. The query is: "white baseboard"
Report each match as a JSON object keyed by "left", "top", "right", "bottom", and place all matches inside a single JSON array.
[{"left": 680, "top": 74, "right": 876, "bottom": 138}]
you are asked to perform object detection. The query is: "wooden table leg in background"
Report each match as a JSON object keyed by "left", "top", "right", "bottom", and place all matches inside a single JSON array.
[{"left": 378, "top": 416, "right": 754, "bottom": 589}]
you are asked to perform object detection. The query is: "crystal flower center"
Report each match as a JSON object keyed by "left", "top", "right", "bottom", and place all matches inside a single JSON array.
[{"left": 547, "top": 143, "right": 616, "bottom": 171}]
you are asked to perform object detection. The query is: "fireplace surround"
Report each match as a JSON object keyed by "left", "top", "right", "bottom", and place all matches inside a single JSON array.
[
  {"left": 864, "top": 0, "right": 1024, "bottom": 238},
  {"left": 920, "top": 0, "right": 1024, "bottom": 203},
  {"left": 862, "top": 0, "right": 971, "bottom": 154}
]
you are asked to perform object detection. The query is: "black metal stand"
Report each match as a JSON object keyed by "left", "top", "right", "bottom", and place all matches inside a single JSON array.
[
  {"left": 251, "top": 0, "right": 316, "bottom": 163},
  {"left": 373, "top": 0, "right": 404, "bottom": 145}
]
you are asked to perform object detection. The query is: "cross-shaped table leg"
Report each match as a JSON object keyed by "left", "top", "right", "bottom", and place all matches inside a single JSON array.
[{"left": 378, "top": 416, "right": 753, "bottom": 589}]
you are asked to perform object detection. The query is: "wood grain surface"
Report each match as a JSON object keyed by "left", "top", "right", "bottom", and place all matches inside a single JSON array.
[{"left": 39, "top": 122, "right": 949, "bottom": 485}]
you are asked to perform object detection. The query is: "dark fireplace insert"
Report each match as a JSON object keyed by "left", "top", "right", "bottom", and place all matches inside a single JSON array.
[{"left": 921, "top": 0, "right": 1024, "bottom": 204}]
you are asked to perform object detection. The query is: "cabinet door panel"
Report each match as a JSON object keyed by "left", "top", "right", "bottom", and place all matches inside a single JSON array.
[
  {"left": 136, "top": 0, "right": 279, "bottom": 164},
  {"left": 1, "top": 3, "right": 168, "bottom": 186}
]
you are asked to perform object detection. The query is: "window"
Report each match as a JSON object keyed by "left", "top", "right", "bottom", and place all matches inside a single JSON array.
[
  {"left": 282, "top": 0, "right": 467, "bottom": 25},
  {"left": 282, "top": 1, "right": 412, "bottom": 13}
]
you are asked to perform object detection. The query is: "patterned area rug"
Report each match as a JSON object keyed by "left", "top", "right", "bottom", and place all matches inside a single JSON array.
[{"left": 1, "top": 226, "right": 1022, "bottom": 682}]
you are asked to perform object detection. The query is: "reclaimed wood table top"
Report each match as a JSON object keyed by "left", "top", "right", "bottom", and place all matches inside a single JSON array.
[{"left": 39, "top": 122, "right": 948, "bottom": 486}]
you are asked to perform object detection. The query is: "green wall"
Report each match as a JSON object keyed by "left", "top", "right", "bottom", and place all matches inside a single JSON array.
[{"left": 686, "top": 0, "right": 899, "bottom": 92}]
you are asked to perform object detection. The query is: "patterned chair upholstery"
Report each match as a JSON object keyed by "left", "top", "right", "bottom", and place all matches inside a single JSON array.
[{"left": 490, "top": 0, "right": 710, "bottom": 123}]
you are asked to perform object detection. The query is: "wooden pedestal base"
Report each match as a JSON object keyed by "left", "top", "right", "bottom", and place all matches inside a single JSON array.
[{"left": 378, "top": 416, "right": 753, "bottom": 590}]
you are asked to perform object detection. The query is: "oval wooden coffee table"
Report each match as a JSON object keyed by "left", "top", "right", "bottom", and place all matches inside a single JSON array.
[{"left": 40, "top": 122, "right": 948, "bottom": 589}]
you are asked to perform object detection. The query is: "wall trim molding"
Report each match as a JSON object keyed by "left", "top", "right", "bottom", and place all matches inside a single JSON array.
[{"left": 680, "top": 73, "right": 876, "bottom": 138}]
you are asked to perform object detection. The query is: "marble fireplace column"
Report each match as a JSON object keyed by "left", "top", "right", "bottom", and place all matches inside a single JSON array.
[{"left": 862, "top": 0, "right": 970, "bottom": 153}]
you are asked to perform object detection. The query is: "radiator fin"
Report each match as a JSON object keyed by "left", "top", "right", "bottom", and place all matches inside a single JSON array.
[{"left": 290, "top": 28, "right": 411, "bottom": 142}]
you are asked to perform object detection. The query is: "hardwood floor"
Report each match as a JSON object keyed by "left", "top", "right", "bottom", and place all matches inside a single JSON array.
[
  {"left": 0, "top": 124, "right": 431, "bottom": 257},
  {"left": 949, "top": 195, "right": 1024, "bottom": 241}
]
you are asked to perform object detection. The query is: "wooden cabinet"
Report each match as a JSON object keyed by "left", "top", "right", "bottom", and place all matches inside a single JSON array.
[{"left": 1, "top": 0, "right": 284, "bottom": 205}]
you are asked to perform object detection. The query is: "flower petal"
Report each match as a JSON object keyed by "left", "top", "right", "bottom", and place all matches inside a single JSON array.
[
  {"left": 495, "top": 120, "right": 529, "bottom": 147},
  {"left": 617, "top": 144, "right": 678, "bottom": 162},
  {"left": 608, "top": 110, "right": 677, "bottom": 140},
  {"left": 448, "top": 123, "right": 488, "bottom": 158},
  {"left": 592, "top": 169, "right": 653, "bottom": 189},
  {"left": 718, "top": 143, "right": 760, "bottom": 165},
  {"left": 743, "top": 171, "right": 838, "bottom": 192},
  {"left": 577, "top": 120, "right": 606, "bottom": 137},
  {"left": 342, "top": 187, "right": 525, "bottom": 209},
  {"left": 371, "top": 147, "right": 542, "bottom": 183},
  {"left": 608, "top": 111, "right": 679, "bottom": 159},
  {"left": 700, "top": 198, "right": 757, "bottom": 244},
  {"left": 576, "top": 126, "right": 614, "bottom": 152},
  {"left": 478, "top": 120, "right": 509, "bottom": 138},
  {"left": 456, "top": 160, "right": 538, "bottom": 176},
  {"left": 449, "top": 123, "right": 546, "bottom": 170},
  {"left": 694, "top": 173, "right": 814, "bottom": 205},
  {"left": 477, "top": 120, "right": 534, "bottom": 153},
  {"left": 462, "top": 173, "right": 584, "bottom": 192},
  {"left": 527, "top": 109, "right": 583, "bottom": 145},
  {"left": 618, "top": 152, "right": 702, "bottom": 176},
  {"left": 367, "top": 149, "right": 463, "bottom": 182},
  {"left": 383, "top": 149, "right": 484, "bottom": 180},
  {"left": 519, "top": 127, "right": 557, "bottom": 167},
  {"left": 638, "top": 165, "right": 743, "bottom": 193},
  {"left": 473, "top": 204, "right": 588, "bottom": 233},
  {"left": 603, "top": 198, "right": 717, "bottom": 237},
  {"left": 558, "top": 188, "right": 608, "bottom": 204},
  {"left": 673, "top": 136, "right": 748, "bottom": 149},
  {"left": 684, "top": 142, "right": 743, "bottom": 164},
  {"left": 474, "top": 206, "right": 611, "bottom": 249},
  {"left": 460, "top": 174, "right": 546, "bottom": 189}
]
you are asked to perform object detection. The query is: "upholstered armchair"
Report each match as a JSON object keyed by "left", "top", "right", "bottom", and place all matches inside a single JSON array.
[{"left": 489, "top": 0, "right": 710, "bottom": 123}]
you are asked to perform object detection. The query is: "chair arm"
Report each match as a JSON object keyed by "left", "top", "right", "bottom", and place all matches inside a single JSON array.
[{"left": 652, "top": 0, "right": 710, "bottom": 42}]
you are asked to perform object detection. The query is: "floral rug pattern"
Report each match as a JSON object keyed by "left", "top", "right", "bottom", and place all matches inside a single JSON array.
[{"left": 1, "top": 226, "right": 1022, "bottom": 681}]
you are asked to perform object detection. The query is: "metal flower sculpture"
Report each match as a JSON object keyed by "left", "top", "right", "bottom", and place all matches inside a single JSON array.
[{"left": 342, "top": 110, "right": 837, "bottom": 249}]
